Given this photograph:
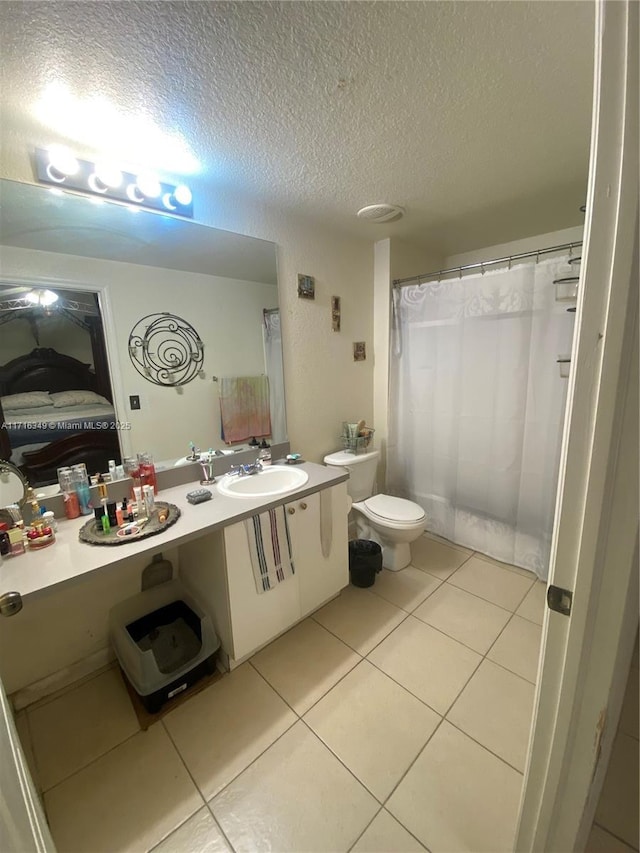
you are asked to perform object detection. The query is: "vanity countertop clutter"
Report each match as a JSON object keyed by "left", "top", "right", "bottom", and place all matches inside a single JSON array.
[{"left": 0, "top": 462, "right": 349, "bottom": 600}]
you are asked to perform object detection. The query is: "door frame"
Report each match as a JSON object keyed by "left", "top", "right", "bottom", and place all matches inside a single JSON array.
[{"left": 516, "top": 0, "right": 638, "bottom": 849}]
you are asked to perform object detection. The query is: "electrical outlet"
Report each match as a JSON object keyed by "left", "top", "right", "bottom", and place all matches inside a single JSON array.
[{"left": 129, "top": 395, "right": 141, "bottom": 410}]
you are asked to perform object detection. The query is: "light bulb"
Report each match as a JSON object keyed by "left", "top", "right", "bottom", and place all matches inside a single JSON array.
[
  {"left": 94, "top": 162, "right": 122, "bottom": 188},
  {"left": 48, "top": 145, "right": 79, "bottom": 176},
  {"left": 136, "top": 172, "right": 161, "bottom": 198},
  {"left": 174, "top": 184, "right": 192, "bottom": 206}
]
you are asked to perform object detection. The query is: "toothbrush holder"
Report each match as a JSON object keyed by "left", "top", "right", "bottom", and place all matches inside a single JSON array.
[{"left": 199, "top": 461, "right": 216, "bottom": 485}]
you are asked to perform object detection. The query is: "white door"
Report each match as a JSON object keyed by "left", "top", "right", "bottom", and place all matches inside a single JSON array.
[
  {"left": 0, "top": 676, "right": 55, "bottom": 852},
  {"left": 516, "top": 1, "right": 638, "bottom": 849}
]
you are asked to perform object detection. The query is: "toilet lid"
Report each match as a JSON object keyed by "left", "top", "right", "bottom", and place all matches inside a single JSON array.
[{"left": 363, "top": 494, "right": 425, "bottom": 523}]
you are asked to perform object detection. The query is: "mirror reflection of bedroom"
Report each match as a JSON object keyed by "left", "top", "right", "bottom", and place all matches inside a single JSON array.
[{"left": 0, "top": 283, "right": 120, "bottom": 486}]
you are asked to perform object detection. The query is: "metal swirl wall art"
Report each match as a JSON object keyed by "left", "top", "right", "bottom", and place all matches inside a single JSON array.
[{"left": 128, "top": 313, "right": 204, "bottom": 386}]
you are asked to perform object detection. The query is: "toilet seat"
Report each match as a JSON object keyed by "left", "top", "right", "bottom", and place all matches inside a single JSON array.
[{"left": 361, "top": 494, "right": 425, "bottom": 526}]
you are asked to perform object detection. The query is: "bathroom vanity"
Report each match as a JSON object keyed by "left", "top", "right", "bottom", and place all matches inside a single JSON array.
[{"left": 0, "top": 462, "right": 349, "bottom": 700}]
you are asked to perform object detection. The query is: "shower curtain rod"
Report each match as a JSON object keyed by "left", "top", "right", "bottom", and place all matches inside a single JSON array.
[{"left": 392, "top": 240, "right": 583, "bottom": 288}]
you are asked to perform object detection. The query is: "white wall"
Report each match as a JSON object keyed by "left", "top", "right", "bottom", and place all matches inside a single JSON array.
[{"left": 445, "top": 225, "right": 584, "bottom": 268}]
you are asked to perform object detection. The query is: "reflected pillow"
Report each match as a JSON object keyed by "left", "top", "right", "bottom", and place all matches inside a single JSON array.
[
  {"left": 1, "top": 391, "right": 53, "bottom": 411},
  {"left": 49, "top": 390, "right": 112, "bottom": 408}
]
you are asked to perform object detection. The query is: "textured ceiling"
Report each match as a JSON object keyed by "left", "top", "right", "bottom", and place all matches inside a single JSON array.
[{"left": 0, "top": 1, "right": 594, "bottom": 255}]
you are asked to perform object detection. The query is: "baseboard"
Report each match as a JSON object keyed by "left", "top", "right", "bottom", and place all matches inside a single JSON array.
[{"left": 10, "top": 647, "right": 116, "bottom": 712}]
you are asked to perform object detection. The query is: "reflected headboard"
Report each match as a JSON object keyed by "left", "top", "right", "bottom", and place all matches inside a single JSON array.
[{"left": 0, "top": 347, "right": 99, "bottom": 396}]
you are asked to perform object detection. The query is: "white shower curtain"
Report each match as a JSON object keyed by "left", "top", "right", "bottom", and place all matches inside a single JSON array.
[
  {"left": 263, "top": 310, "right": 287, "bottom": 442},
  {"left": 387, "top": 255, "right": 575, "bottom": 579}
]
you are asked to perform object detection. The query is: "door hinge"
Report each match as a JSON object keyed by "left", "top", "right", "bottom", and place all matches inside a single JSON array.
[{"left": 547, "top": 585, "right": 573, "bottom": 616}]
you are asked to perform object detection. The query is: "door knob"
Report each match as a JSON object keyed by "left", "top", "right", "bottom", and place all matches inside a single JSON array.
[
  {"left": 287, "top": 507, "right": 296, "bottom": 515},
  {"left": 0, "top": 591, "right": 23, "bottom": 617},
  {"left": 299, "top": 502, "right": 307, "bottom": 510}
]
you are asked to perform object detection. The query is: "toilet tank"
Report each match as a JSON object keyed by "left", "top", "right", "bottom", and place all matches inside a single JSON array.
[{"left": 323, "top": 449, "right": 379, "bottom": 502}]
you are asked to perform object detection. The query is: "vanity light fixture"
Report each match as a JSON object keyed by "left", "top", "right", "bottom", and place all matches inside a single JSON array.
[{"left": 34, "top": 147, "right": 194, "bottom": 218}]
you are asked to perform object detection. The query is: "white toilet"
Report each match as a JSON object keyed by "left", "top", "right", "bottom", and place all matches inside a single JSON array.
[{"left": 324, "top": 449, "right": 426, "bottom": 571}]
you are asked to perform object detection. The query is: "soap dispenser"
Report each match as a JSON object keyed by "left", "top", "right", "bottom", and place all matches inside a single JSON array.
[{"left": 258, "top": 439, "right": 272, "bottom": 466}]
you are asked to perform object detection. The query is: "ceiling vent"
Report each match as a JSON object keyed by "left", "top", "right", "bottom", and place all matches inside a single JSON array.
[{"left": 356, "top": 203, "right": 405, "bottom": 223}]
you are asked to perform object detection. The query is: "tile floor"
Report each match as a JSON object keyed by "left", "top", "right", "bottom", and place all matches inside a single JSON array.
[{"left": 16, "top": 534, "right": 547, "bottom": 853}]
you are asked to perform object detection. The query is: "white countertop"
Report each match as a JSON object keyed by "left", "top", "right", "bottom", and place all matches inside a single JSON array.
[{"left": 0, "top": 462, "right": 348, "bottom": 601}]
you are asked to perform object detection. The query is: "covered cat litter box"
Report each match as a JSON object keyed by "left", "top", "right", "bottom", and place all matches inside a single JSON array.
[{"left": 109, "top": 579, "right": 220, "bottom": 713}]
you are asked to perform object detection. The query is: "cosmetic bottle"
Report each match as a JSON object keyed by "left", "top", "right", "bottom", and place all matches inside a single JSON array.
[
  {"left": 0, "top": 523, "right": 10, "bottom": 557},
  {"left": 94, "top": 507, "right": 105, "bottom": 533},
  {"left": 8, "top": 527, "right": 26, "bottom": 556},
  {"left": 101, "top": 514, "right": 111, "bottom": 534},
  {"left": 42, "top": 511, "right": 58, "bottom": 533},
  {"left": 58, "top": 468, "right": 80, "bottom": 520},
  {"left": 133, "top": 485, "right": 145, "bottom": 518},
  {"left": 106, "top": 501, "right": 118, "bottom": 528},
  {"left": 143, "top": 484, "right": 156, "bottom": 517},
  {"left": 123, "top": 456, "right": 140, "bottom": 500},
  {"left": 258, "top": 439, "right": 272, "bottom": 465},
  {"left": 108, "top": 459, "right": 117, "bottom": 482},
  {"left": 71, "top": 463, "right": 92, "bottom": 515},
  {"left": 138, "top": 452, "right": 157, "bottom": 495}
]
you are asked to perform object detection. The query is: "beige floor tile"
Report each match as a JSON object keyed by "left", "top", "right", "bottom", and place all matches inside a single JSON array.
[
  {"left": 618, "top": 666, "right": 639, "bottom": 740},
  {"left": 387, "top": 721, "right": 522, "bottom": 853},
  {"left": 585, "top": 823, "right": 636, "bottom": 852},
  {"left": 488, "top": 615, "right": 542, "bottom": 683},
  {"left": 163, "top": 663, "right": 296, "bottom": 801},
  {"left": 304, "top": 660, "right": 440, "bottom": 800},
  {"left": 45, "top": 723, "right": 202, "bottom": 853},
  {"left": 251, "top": 618, "right": 360, "bottom": 715},
  {"left": 352, "top": 809, "right": 427, "bottom": 852},
  {"left": 448, "top": 555, "right": 534, "bottom": 611},
  {"left": 368, "top": 616, "right": 481, "bottom": 715},
  {"left": 211, "top": 721, "right": 378, "bottom": 853},
  {"left": 413, "top": 583, "right": 512, "bottom": 654},
  {"left": 153, "top": 807, "right": 231, "bottom": 853},
  {"left": 313, "top": 585, "right": 407, "bottom": 655},
  {"left": 448, "top": 659, "right": 535, "bottom": 771},
  {"left": 370, "top": 566, "right": 442, "bottom": 612},
  {"left": 472, "top": 552, "right": 537, "bottom": 579},
  {"left": 595, "top": 731, "right": 639, "bottom": 848},
  {"left": 515, "top": 580, "right": 547, "bottom": 625},
  {"left": 410, "top": 534, "right": 471, "bottom": 579},
  {"left": 28, "top": 667, "right": 139, "bottom": 791}
]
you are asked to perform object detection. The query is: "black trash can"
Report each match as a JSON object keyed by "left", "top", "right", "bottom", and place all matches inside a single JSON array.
[{"left": 349, "top": 539, "right": 383, "bottom": 588}]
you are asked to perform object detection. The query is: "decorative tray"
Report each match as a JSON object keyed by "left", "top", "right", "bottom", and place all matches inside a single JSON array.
[{"left": 79, "top": 501, "right": 181, "bottom": 546}]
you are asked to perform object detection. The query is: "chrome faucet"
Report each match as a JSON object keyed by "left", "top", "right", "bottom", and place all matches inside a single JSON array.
[{"left": 229, "top": 461, "right": 263, "bottom": 477}]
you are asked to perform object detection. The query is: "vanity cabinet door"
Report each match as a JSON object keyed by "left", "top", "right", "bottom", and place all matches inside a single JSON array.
[
  {"left": 223, "top": 520, "right": 300, "bottom": 661},
  {"left": 290, "top": 483, "right": 349, "bottom": 617}
]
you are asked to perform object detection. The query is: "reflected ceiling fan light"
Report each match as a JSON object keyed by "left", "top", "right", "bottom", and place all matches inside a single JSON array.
[
  {"left": 26, "top": 289, "right": 59, "bottom": 306},
  {"left": 136, "top": 172, "right": 161, "bottom": 198}
]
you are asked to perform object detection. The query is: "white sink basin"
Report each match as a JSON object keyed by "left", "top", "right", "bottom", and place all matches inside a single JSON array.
[{"left": 216, "top": 465, "right": 309, "bottom": 498}]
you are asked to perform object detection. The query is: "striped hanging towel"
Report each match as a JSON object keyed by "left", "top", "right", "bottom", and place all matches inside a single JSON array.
[{"left": 245, "top": 506, "right": 295, "bottom": 594}]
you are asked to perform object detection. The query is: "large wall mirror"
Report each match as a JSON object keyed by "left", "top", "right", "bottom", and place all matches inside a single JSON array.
[{"left": 0, "top": 179, "right": 286, "bottom": 485}]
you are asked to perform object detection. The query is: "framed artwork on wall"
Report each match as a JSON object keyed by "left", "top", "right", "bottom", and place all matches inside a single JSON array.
[
  {"left": 297, "top": 274, "right": 315, "bottom": 300},
  {"left": 353, "top": 341, "right": 366, "bottom": 361},
  {"left": 331, "top": 296, "right": 341, "bottom": 332}
]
